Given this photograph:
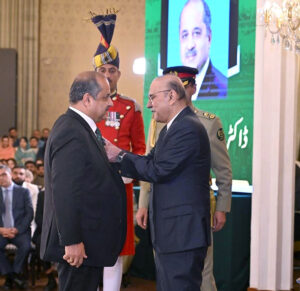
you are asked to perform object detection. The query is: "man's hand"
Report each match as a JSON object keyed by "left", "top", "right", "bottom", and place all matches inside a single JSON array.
[
  {"left": 212, "top": 211, "right": 226, "bottom": 232},
  {"left": 0, "top": 227, "right": 16, "bottom": 239},
  {"left": 104, "top": 139, "right": 122, "bottom": 162},
  {"left": 136, "top": 207, "right": 148, "bottom": 230},
  {"left": 11, "top": 228, "right": 18, "bottom": 235},
  {"left": 63, "top": 242, "right": 87, "bottom": 268}
]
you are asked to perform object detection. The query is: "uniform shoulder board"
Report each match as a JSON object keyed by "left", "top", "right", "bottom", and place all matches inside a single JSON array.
[
  {"left": 118, "top": 94, "right": 142, "bottom": 112},
  {"left": 201, "top": 110, "right": 216, "bottom": 120}
]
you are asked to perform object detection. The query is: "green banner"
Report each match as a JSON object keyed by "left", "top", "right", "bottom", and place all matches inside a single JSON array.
[{"left": 144, "top": 0, "right": 256, "bottom": 184}]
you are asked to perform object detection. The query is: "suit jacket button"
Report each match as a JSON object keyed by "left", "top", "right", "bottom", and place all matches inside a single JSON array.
[{"left": 114, "top": 138, "right": 118, "bottom": 142}]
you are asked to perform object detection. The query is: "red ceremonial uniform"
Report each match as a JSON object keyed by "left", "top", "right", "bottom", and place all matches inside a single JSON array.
[{"left": 97, "top": 92, "right": 146, "bottom": 256}]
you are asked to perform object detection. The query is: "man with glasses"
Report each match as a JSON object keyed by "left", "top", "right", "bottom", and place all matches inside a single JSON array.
[
  {"left": 105, "top": 74, "right": 211, "bottom": 291},
  {"left": 137, "top": 66, "right": 232, "bottom": 291}
]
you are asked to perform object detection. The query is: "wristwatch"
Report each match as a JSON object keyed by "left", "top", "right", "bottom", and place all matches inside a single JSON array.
[{"left": 116, "top": 150, "right": 127, "bottom": 163}]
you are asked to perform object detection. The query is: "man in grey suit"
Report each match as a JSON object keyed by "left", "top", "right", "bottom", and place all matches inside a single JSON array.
[
  {"left": 105, "top": 74, "right": 211, "bottom": 291},
  {"left": 0, "top": 165, "right": 33, "bottom": 289},
  {"left": 41, "top": 71, "right": 127, "bottom": 291}
]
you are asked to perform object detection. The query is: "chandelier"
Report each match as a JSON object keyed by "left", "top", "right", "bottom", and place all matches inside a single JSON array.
[{"left": 258, "top": 0, "right": 300, "bottom": 54}]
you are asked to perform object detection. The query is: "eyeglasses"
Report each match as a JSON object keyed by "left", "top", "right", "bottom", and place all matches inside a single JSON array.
[{"left": 148, "top": 90, "right": 171, "bottom": 103}]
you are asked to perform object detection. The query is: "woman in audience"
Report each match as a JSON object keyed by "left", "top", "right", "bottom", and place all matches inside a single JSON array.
[
  {"left": 6, "top": 158, "right": 17, "bottom": 170},
  {"left": 14, "top": 137, "right": 36, "bottom": 166}
]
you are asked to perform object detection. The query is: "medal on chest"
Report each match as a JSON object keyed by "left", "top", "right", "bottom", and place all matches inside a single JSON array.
[{"left": 105, "top": 111, "right": 121, "bottom": 129}]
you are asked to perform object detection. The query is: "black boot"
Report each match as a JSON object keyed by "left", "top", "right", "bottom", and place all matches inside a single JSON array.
[
  {"left": 121, "top": 272, "right": 131, "bottom": 288},
  {"left": 12, "top": 273, "right": 26, "bottom": 290},
  {"left": 44, "top": 273, "right": 57, "bottom": 291}
]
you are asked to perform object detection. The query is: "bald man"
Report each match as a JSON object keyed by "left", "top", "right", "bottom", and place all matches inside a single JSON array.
[
  {"left": 105, "top": 75, "right": 211, "bottom": 291},
  {"left": 41, "top": 71, "right": 127, "bottom": 291}
]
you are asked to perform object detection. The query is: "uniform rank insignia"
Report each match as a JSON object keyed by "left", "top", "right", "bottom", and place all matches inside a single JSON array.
[
  {"left": 203, "top": 112, "right": 216, "bottom": 119},
  {"left": 217, "top": 128, "right": 225, "bottom": 141},
  {"left": 105, "top": 112, "right": 120, "bottom": 129}
]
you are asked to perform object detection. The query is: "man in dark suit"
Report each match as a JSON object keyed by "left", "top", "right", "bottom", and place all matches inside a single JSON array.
[
  {"left": 0, "top": 165, "right": 33, "bottom": 289},
  {"left": 179, "top": 0, "right": 227, "bottom": 99},
  {"left": 40, "top": 71, "right": 127, "bottom": 291},
  {"left": 105, "top": 74, "right": 211, "bottom": 291}
]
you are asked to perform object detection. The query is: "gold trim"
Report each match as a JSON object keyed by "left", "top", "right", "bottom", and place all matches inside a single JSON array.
[
  {"left": 94, "top": 45, "right": 118, "bottom": 68},
  {"left": 150, "top": 119, "right": 157, "bottom": 148}
]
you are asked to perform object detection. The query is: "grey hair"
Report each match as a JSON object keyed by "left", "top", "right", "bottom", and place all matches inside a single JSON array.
[
  {"left": 0, "top": 165, "right": 11, "bottom": 174},
  {"left": 69, "top": 72, "right": 102, "bottom": 103}
]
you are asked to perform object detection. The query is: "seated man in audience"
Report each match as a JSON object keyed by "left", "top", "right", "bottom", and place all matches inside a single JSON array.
[
  {"left": 0, "top": 165, "right": 33, "bottom": 289},
  {"left": 8, "top": 128, "right": 19, "bottom": 148},
  {"left": 34, "top": 164, "right": 44, "bottom": 190},
  {"left": 24, "top": 161, "right": 38, "bottom": 182},
  {"left": 29, "top": 137, "right": 39, "bottom": 154},
  {"left": 12, "top": 166, "right": 39, "bottom": 236},
  {"left": 32, "top": 129, "right": 44, "bottom": 148},
  {"left": 0, "top": 136, "right": 15, "bottom": 160},
  {"left": 41, "top": 128, "right": 50, "bottom": 143}
]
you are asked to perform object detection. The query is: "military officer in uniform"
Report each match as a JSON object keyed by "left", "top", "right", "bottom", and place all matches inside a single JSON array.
[
  {"left": 137, "top": 66, "right": 232, "bottom": 291},
  {"left": 91, "top": 12, "right": 146, "bottom": 291}
]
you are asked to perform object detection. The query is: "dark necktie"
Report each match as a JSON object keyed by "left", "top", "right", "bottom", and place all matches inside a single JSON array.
[
  {"left": 3, "top": 189, "right": 13, "bottom": 228},
  {"left": 95, "top": 128, "right": 105, "bottom": 146},
  {"left": 155, "top": 125, "right": 168, "bottom": 149}
]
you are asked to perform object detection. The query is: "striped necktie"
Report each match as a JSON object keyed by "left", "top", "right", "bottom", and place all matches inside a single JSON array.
[{"left": 95, "top": 128, "right": 105, "bottom": 146}]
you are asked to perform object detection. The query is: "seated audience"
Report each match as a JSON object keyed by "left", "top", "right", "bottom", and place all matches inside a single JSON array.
[
  {"left": 41, "top": 128, "right": 50, "bottom": 143},
  {"left": 0, "top": 165, "right": 33, "bottom": 289},
  {"left": 14, "top": 137, "right": 36, "bottom": 166},
  {"left": 6, "top": 159, "right": 17, "bottom": 170},
  {"left": 35, "top": 128, "right": 49, "bottom": 161},
  {"left": 34, "top": 164, "right": 44, "bottom": 189},
  {"left": 29, "top": 137, "right": 39, "bottom": 154},
  {"left": 24, "top": 161, "right": 37, "bottom": 180},
  {"left": 8, "top": 128, "right": 19, "bottom": 148},
  {"left": 0, "top": 136, "right": 15, "bottom": 160},
  {"left": 32, "top": 130, "right": 44, "bottom": 148}
]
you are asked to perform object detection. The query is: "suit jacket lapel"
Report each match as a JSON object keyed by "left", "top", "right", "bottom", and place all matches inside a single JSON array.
[
  {"left": 155, "top": 125, "right": 167, "bottom": 151},
  {"left": 161, "top": 106, "right": 192, "bottom": 140}
]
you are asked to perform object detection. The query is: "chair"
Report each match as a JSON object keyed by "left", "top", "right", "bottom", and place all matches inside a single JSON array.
[{"left": 4, "top": 242, "right": 41, "bottom": 286}]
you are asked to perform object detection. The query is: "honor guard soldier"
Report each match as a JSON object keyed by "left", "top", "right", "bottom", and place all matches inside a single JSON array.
[
  {"left": 137, "top": 66, "right": 232, "bottom": 291},
  {"left": 91, "top": 12, "right": 146, "bottom": 291}
]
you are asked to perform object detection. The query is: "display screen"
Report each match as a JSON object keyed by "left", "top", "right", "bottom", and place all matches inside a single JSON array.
[{"left": 144, "top": 0, "right": 256, "bottom": 185}]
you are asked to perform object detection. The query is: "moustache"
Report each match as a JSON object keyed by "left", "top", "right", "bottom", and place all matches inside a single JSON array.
[{"left": 185, "top": 48, "right": 197, "bottom": 58}]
